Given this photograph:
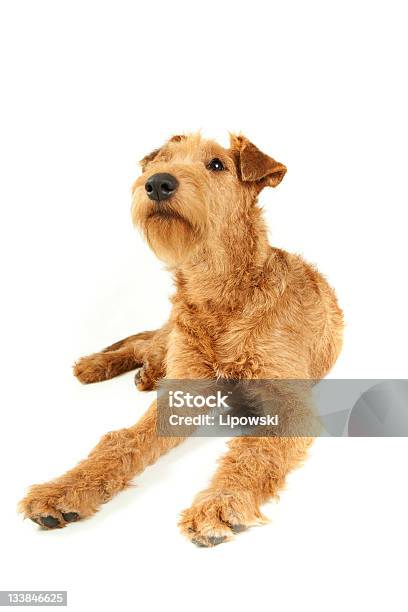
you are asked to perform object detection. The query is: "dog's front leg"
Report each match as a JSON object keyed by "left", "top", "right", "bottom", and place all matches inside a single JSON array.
[
  {"left": 179, "top": 381, "right": 317, "bottom": 547},
  {"left": 179, "top": 435, "right": 314, "bottom": 547},
  {"left": 18, "top": 401, "right": 184, "bottom": 529}
]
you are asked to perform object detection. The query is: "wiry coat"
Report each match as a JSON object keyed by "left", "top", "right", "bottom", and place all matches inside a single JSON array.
[{"left": 19, "top": 133, "right": 343, "bottom": 547}]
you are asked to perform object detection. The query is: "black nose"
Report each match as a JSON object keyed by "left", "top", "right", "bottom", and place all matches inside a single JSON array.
[{"left": 145, "top": 173, "right": 179, "bottom": 202}]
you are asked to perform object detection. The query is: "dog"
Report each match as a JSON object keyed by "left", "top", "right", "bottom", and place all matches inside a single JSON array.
[{"left": 19, "top": 133, "right": 343, "bottom": 546}]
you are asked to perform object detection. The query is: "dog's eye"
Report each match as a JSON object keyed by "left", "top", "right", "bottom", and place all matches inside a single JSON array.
[{"left": 207, "top": 158, "right": 225, "bottom": 172}]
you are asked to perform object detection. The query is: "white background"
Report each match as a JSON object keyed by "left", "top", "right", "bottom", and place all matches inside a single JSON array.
[{"left": 1, "top": 1, "right": 407, "bottom": 610}]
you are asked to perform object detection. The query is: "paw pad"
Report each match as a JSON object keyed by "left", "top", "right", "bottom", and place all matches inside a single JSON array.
[
  {"left": 29, "top": 512, "right": 80, "bottom": 529},
  {"left": 37, "top": 515, "right": 60, "bottom": 529},
  {"left": 192, "top": 535, "right": 227, "bottom": 548},
  {"left": 62, "top": 512, "right": 79, "bottom": 523}
]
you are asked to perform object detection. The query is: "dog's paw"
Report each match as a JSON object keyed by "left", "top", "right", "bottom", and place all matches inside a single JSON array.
[
  {"left": 18, "top": 481, "right": 95, "bottom": 529},
  {"left": 178, "top": 489, "right": 268, "bottom": 547},
  {"left": 134, "top": 362, "right": 157, "bottom": 391},
  {"left": 73, "top": 353, "right": 111, "bottom": 384}
]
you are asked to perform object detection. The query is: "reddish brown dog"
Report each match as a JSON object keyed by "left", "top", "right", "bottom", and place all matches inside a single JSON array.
[{"left": 19, "top": 133, "right": 343, "bottom": 546}]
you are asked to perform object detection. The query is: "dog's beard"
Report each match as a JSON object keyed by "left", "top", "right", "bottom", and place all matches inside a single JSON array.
[
  {"left": 143, "top": 207, "right": 198, "bottom": 266},
  {"left": 147, "top": 203, "right": 191, "bottom": 225}
]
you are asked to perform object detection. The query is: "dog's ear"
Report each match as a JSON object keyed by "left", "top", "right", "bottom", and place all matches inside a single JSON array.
[
  {"left": 140, "top": 148, "right": 161, "bottom": 171},
  {"left": 169, "top": 134, "right": 186, "bottom": 143},
  {"left": 230, "top": 134, "right": 287, "bottom": 188},
  {"left": 140, "top": 135, "right": 186, "bottom": 170}
]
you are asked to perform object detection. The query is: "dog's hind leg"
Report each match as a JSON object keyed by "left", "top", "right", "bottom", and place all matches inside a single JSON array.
[
  {"left": 18, "top": 400, "right": 187, "bottom": 528},
  {"left": 74, "top": 325, "right": 169, "bottom": 385},
  {"left": 101, "top": 330, "right": 156, "bottom": 352},
  {"left": 74, "top": 343, "right": 143, "bottom": 384}
]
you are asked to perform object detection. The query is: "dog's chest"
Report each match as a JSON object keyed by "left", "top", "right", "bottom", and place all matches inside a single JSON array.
[{"left": 171, "top": 306, "right": 265, "bottom": 378}]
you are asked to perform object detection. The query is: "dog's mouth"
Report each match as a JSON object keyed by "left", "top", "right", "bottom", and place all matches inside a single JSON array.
[
  {"left": 148, "top": 204, "right": 179, "bottom": 221},
  {"left": 147, "top": 204, "right": 193, "bottom": 229}
]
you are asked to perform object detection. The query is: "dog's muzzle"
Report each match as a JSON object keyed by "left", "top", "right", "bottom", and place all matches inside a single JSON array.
[{"left": 145, "top": 173, "right": 179, "bottom": 202}]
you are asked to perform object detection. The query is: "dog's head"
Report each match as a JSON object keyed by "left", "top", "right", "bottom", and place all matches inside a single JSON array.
[{"left": 131, "top": 133, "right": 286, "bottom": 266}]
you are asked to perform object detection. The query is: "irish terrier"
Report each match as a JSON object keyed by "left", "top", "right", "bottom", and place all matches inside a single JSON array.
[{"left": 19, "top": 133, "right": 343, "bottom": 546}]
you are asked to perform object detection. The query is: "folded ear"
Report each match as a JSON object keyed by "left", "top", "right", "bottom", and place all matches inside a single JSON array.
[
  {"left": 230, "top": 134, "right": 287, "bottom": 188},
  {"left": 140, "top": 147, "right": 161, "bottom": 170},
  {"left": 140, "top": 135, "right": 186, "bottom": 170}
]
